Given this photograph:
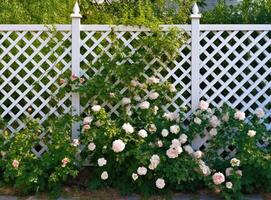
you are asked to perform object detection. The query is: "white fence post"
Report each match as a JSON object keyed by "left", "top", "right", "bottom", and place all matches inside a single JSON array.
[
  {"left": 190, "top": 3, "right": 202, "bottom": 112},
  {"left": 71, "top": 1, "right": 82, "bottom": 139}
]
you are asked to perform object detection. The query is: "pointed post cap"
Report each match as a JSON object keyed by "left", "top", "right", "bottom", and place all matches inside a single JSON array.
[
  {"left": 71, "top": 1, "right": 82, "bottom": 18},
  {"left": 190, "top": 3, "right": 202, "bottom": 19}
]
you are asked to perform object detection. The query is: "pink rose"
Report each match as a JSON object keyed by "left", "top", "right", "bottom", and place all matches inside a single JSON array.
[{"left": 212, "top": 172, "right": 225, "bottom": 185}]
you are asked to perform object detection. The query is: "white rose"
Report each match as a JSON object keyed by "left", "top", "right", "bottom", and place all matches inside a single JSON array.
[
  {"left": 149, "top": 92, "right": 159, "bottom": 100},
  {"left": 194, "top": 117, "right": 202, "bottom": 125},
  {"left": 88, "top": 142, "right": 96, "bottom": 151},
  {"left": 184, "top": 145, "right": 194, "bottom": 154},
  {"left": 132, "top": 173, "right": 138, "bottom": 181},
  {"left": 161, "top": 129, "right": 169, "bottom": 137},
  {"left": 226, "top": 182, "right": 233, "bottom": 189},
  {"left": 230, "top": 158, "right": 240, "bottom": 167},
  {"left": 255, "top": 108, "right": 265, "bottom": 118},
  {"left": 193, "top": 150, "right": 203, "bottom": 159},
  {"left": 121, "top": 97, "right": 131, "bottom": 106},
  {"left": 247, "top": 130, "right": 256, "bottom": 137},
  {"left": 138, "top": 129, "right": 148, "bottom": 138},
  {"left": 83, "top": 116, "right": 93, "bottom": 125},
  {"left": 137, "top": 166, "right": 147, "bottom": 175},
  {"left": 199, "top": 100, "right": 209, "bottom": 111},
  {"left": 170, "top": 125, "right": 180, "bottom": 134},
  {"left": 101, "top": 171, "right": 108, "bottom": 180},
  {"left": 153, "top": 106, "right": 159, "bottom": 115},
  {"left": 179, "top": 134, "right": 188, "bottom": 144},
  {"left": 155, "top": 178, "right": 165, "bottom": 189},
  {"left": 112, "top": 139, "right": 125, "bottom": 153},
  {"left": 139, "top": 101, "right": 150, "bottom": 109},
  {"left": 171, "top": 139, "right": 181, "bottom": 147},
  {"left": 97, "top": 158, "right": 107, "bottom": 167},
  {"left": 92, "top": 105, "right": 101, "bottom": 112},
  {"left": 209, "top": 128, "right": 217, "bottom": 137},
  {"left": 122, "top": 123, "right": 134, "bottom": 134}
]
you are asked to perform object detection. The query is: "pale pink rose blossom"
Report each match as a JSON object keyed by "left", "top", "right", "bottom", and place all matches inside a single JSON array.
[
  {"left": 148, "top": 124, "right": 157, "bottom": 133},
  {"left": 169, "top": 84, "right": 177, "bottom": 92},
  {"left": 121, "top": 97, "right": 131, "bottom": 106},
  {"left": 212, "top": 172, "right": 225, "bottom": 185},
  {"left": 72, "top": 139, "right": 80, "bottom": 147},
  {"left": 71, "top": 74, "right": 78, "bottom": 81},
  {"left": 179, "top": 134, "right": 188, "bottom": 144},
  {"left": 157, "top": 140, "right": 163, "bottom": 147},
  {"left": 139, "top": 101, "right": 150, "bottom": 109},
  {"left": 132, "top": 173, "right": 138, "bottom": 181},
  {"left": 170, "top": 125, "right": 180, "bottom": 134},
  {"left": 101, "top": 171, "right": 108, "bottom": 180},
  {"left": 156, "top": 178, "right": 165, "bottom": 189},
  {"left": 222, "top": 113, "right": 230, "bottom": 122},
  {"left": 199, "top": 100, "right": 209, "bottom": 111},
  {"left": 122, "top": 123, "right": 134, "bottom": 134},
  {"left": 226, "top": 182, "right": 233, "bottom": 189},
  {"left": 225, "top": 167, "right": 233, "bottom": 176},
  {"left": 247, "top": 130, "right": 256, "bottom": 137},
  {"left": 83, "top": 116, "right": 93, "bottom": 125},
  {"left": 147, "top": 76, "right": 160, "bottom": 84},
  {"left": 210, "top": 115, "right": 220, "bottom": 127},
  {"left": 112, "top": 139, "right": 125, "bottom": 153},
  {"left": 193, "top": 150, "right": 203, "bottom": 159},
  {"left": 236, "top": 170, "right": 243, "bottom": 176},
  {"left": 149, "top": 92, "right": 159, "bottom": 100},
  {"left": 230, "top": 158, "right": 240, "bottom": 167},
  {"left": 166, "top": 146, "right": 182, "bottom": 159},
  {"left": 255, "top": 108, "right": 265, "bottom": 118},
  {"left": 61, "top": 157, "right": 70, "bottom": 167},
  {"left": 92, "top": 105, "right": 101, "bottom": 112},
  {"left": 12, "top": 159, "right": 20, "bottom": 169},
  {"left": 88, "top": 142, "right": 96, "bottom": 151},
  {"left": 97, "top": 158, "right": 107, "bottom": 167},
  {"left": 137, "top": 166, "right": 147, "bottom": 175},
  {"left": 59, "top": 78, "right": 65, "bottom": 85},
  {"left": 83, "top": 124, "right": 90, "bottom": 131},
  {"left": 234, "top": 110, "right": 246, "bottom": 121},
  {"left": 138, "top": 129, "right": 148, "bottom": 138},
  {"left": 194, "top": 117, "right": 202, "bottom": 125}
]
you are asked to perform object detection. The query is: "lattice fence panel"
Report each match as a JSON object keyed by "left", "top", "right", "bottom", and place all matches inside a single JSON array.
[
  {"left": 194, "top": 29, "right": 271, "bottom": 154},
  {"left": 0, "top": 29, "right": 72, "bottom": 156},
  {"left": 80, "top": 27, "right": 192, "bottom": 118}
]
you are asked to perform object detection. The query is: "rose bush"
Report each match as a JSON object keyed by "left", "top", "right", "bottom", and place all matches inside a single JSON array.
[
  {"left": 0, "top": 115, "right": 80, "bottom": 196},
  {"left": 186, "top": 102, "right": 271, "bottom": 199}
]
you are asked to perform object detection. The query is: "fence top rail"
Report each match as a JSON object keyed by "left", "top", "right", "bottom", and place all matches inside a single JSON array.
[
  {"left": 0, "top": 24, "right": 71, "bottom": 31},
  {"left": 0, "top": 24, "right": 270, "bottom": 32},
  {"left": 200, "top": 24, "right": 271, "bottom": 31}
]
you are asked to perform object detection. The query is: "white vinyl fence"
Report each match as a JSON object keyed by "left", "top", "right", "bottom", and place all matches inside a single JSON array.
[{"left": 0, "top": 3, "right": 270, "bottom": 143}]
